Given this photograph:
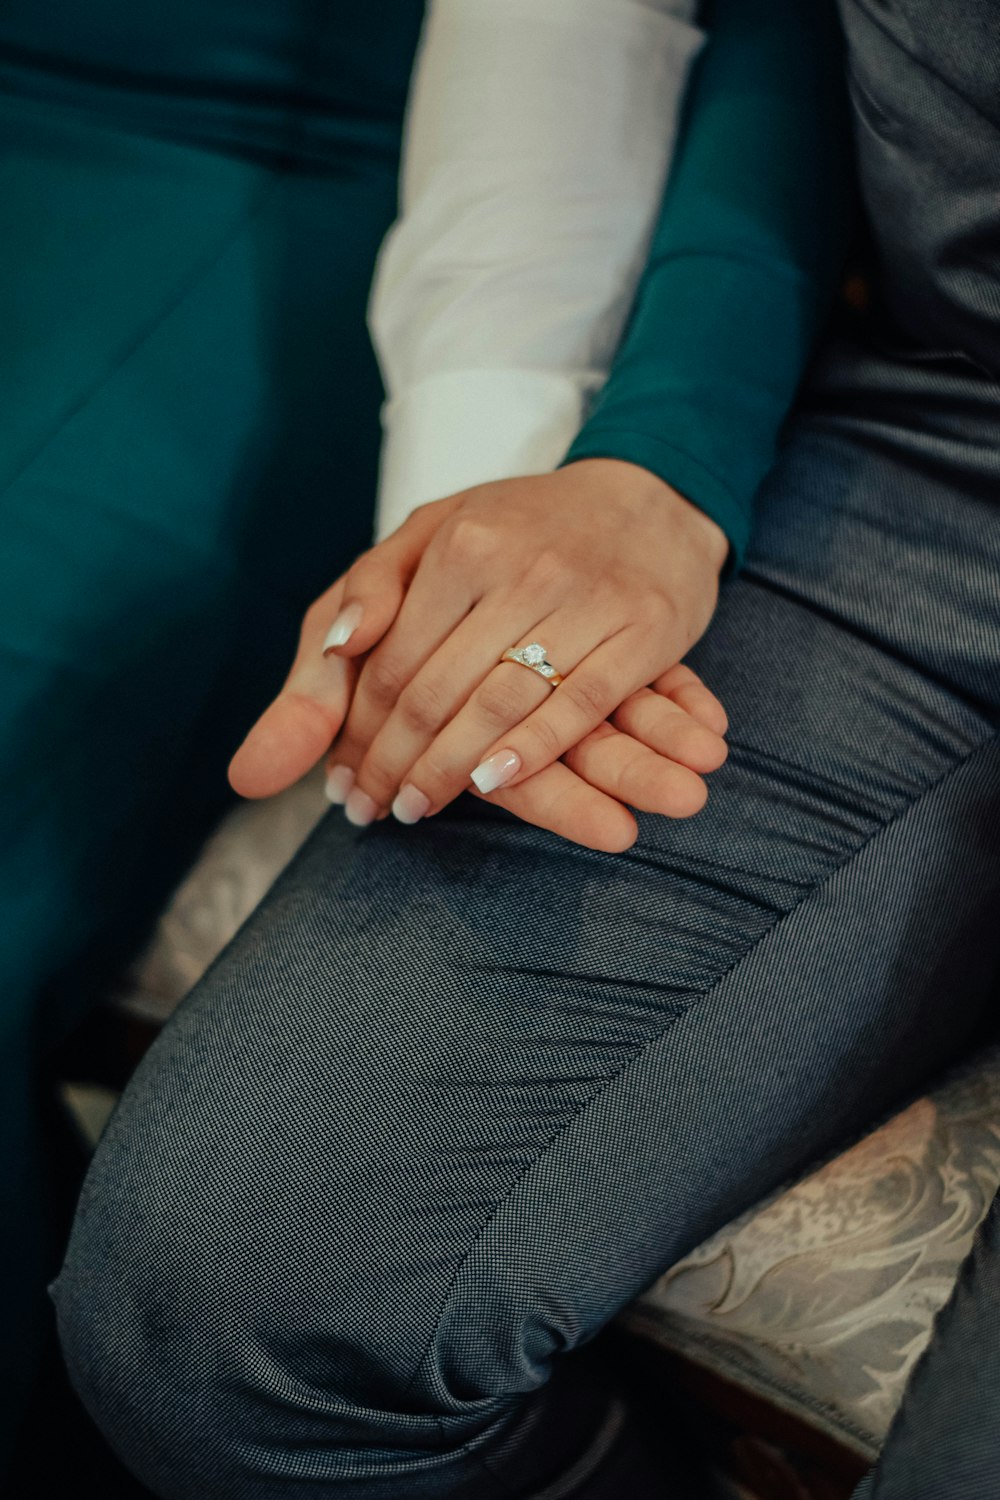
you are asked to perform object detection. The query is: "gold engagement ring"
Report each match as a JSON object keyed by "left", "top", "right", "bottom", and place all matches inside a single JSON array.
[{"left": 499, "top": 642, "right": 564, "bottom": 687}]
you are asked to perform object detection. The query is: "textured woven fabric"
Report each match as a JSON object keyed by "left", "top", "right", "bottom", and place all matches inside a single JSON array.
[
  {"left": 0, "top": 0, "right": 424, "bottom": 1457},
  {"left": 54, "top": 323, "right": 1000, "bottom": 1496},
  {"left": 839, "top": 0, "right": 1000, "bottom": 379}
]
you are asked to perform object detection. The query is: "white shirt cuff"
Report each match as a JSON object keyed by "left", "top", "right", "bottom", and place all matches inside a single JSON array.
[{"left": 373, "top": 368, "right": 593, "bottom": 542}]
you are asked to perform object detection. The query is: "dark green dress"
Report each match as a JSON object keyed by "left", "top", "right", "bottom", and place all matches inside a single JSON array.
[{"left": 0, "top": 0, "right": 846, "bottom": 1460}]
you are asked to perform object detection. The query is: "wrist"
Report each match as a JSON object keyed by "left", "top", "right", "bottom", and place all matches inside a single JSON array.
[{"left": 566, "top": 457, "right": 730, "bottom": 576}]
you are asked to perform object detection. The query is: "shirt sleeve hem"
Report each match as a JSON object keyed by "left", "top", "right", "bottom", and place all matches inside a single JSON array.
[
  {"left": 374, "top": 368, "right": 593, "bottom": 542},
  {"left": 560, "top": 429, "right": 751, "bottom": 575}
]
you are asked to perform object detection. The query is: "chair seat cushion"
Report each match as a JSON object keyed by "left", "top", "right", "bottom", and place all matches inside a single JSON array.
[{"left": 615, "top": 1047, "right": 1000, "bottom": 1460}]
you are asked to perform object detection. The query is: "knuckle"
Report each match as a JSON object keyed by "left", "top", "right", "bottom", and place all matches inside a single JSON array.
[
  {"left": 361, "top": 653, "right": 408, "bottom": 708},
  {"left": 610, "top": 694, "right": 642, "bottom": 734},
  {"left": 413, "top": 753, "right": 451, "bottom": 801},
  {"left": 444, "top": 516, "right": 495, "bottom": 568},
  {"left": 525, "top": 547, "right": 572, "bottom": 594},
  {"left": 565, "top": 672, "right": 610, "bottom": 719},
  {"left": 339, "top": 554, "right": 375, "bottom": 597},
  {"left": 523, "top": 712, "right": 562, "bottom": 760},
  {"left": 356, "top": 757, "right": 395, "bottom": 803},
  {"left": 397, "top": 678, "right": 445, "bottom": 735},
  {"left": 407, "top": 494, "right": 452, "bottom": 529},
  {"left": 619, "top": 750, "right": 654, "bottom": 805},
  {"left": 302, "top": 594, "right": 333, "bottom": 641},
  {"left": 475, "top": 679, "right": 528, "bottom": 729},
  {"left": 332, "top": 710, "right": 364, "bottom": 757},
  {"left": 637, "top": 589, "right": 675, "bottom": 634},
  {"left": 334, "top": 731, "right": 360, "bottom": 765}
]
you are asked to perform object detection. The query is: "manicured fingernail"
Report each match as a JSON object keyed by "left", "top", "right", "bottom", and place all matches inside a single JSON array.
[
  {"left": 391, "top": 783, "right": 431, "bottom": 825},
  {"left": 324, "top": 765, "right": 355, "bottom": 805},
  {"left": 470, "top": 749, "right": 520, "bottom": 794},
  {"left": 322, "top": 602, "right": 363, "bottom": 654},
  {"left": 344, "top": 786, "right": 378, "bottom": 827}
]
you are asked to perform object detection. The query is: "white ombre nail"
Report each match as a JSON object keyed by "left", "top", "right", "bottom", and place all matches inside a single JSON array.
[
  {"left": 324, "top": 765, "right": 355, "bottom": 805},
  {"left": 322, "top": 602, "right": 363, "bottom": 654},
  {"left": 392, "top": 784, "right": 431, "bottom": 825},
  {"left": 470, "top": 749, "right": 520, "bottom": 794},
  {"left": 344, "top": 786, "right": 378, "bottom": 827}
]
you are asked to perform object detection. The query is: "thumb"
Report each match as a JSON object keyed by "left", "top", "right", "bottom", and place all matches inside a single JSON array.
[{"left": 228, "top": 578, "right": 357, "bottom": 799}]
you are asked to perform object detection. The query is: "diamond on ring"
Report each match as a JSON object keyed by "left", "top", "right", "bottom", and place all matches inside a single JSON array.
[{"left": 500, "top": 641, "right": 565, "bottom": 687}]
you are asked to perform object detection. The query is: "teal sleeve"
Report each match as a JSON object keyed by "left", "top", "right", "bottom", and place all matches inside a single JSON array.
[{"left": 561, "top": 0, "right": 853, "bottom": 573}]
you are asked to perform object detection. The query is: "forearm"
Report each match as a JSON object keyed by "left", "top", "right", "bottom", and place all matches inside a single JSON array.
[
  {"left": 563, "top": 0, "right": 855, "bottom": 572},
  {"left": 368, "top": 0, "right": 705, "bottom": 540}
]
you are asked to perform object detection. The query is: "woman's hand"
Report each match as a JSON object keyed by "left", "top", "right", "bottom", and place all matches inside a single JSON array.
[
  {"left": 330, "top": 662, "right": 729, "bottom": 852},
  {"left": 228, "top": 463, "right": 730, "bottom": 853},
  {"left": 324, "top": 459, "right": 728, "bottom": 825}
]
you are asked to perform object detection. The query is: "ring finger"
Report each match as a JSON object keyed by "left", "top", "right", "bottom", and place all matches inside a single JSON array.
[
  {"left": 329, "top": 545, "right": 485, "bottom": 781},
  {"left": 347, "top": 608, "right": 615, "bottom": 822}
]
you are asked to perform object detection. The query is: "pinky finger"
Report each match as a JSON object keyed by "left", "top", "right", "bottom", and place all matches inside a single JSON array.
[
  {"left": 612, "top": 689, "right": 728, "bottom": 774},
  {"left": 652, "top": 663, "right": 729, "bottom": 736},
  {"left": 563, "top": 722, "right": 709, "bottom": 819},
  {"left": 469, "top": 760, "right": 638, "bottom": 854}
]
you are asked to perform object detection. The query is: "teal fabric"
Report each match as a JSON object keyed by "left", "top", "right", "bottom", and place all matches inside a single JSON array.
[
  {"left": 0, "top": 0, "right": 848, "bottom": 1469},
  {"left": 0, "top": 1, "right": 423, "bottom": 1461},
  {"left": 564, "top": 0, "right": 854, "bottom": 571}
]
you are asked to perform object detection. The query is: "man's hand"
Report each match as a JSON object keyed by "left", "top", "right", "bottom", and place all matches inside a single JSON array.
[
  {"left": 343, "top": 662, "right": 730, "bottom": 853},
  {"left": 227, "top": 495, "right": 464, "bottom": 800}
]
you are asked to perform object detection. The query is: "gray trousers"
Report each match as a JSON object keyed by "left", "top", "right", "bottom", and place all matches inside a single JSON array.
[
  {"left": 53, "top": 324, "right": 1000, "bottom": 1497},
  {"left": 53, "top": 0, "right": 1000, "bottom": 1495}
]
